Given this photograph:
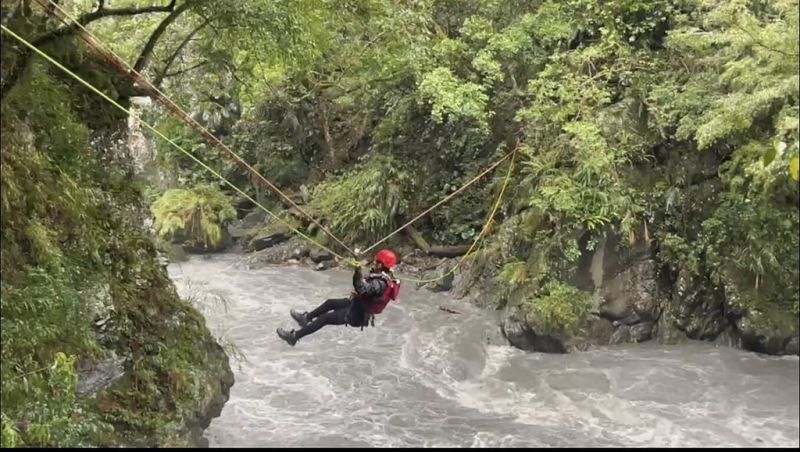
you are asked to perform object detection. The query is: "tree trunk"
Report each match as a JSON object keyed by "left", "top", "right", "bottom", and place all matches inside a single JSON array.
[
  {"left": 427, "top": 245, "right": 471, "bottom": 257},
  {"left": 404, "top": 224, "right": 430, "bottom": 252}
]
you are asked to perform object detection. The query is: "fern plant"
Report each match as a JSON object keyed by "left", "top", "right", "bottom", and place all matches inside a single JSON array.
[
  {"left": 309, "top": 155, "right": 411, "bottom": 244},
  {"left": 150, "top": 184, "right": 237, "bottom": 248}
]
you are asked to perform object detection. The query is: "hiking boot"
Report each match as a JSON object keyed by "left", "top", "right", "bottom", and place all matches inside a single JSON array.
[
  {"left": 290, "top": 309, "right": 309, "bottom": 327},
  {"left": 276, "top": 328, "right": 297, "bottom": 346}
]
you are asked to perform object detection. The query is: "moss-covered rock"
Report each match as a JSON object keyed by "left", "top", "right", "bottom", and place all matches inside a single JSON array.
[
  {"left": 500, "top": 282, "right": 599, "bottom": 353},
  {"left": 1, "top": 38, "right": 233, "bottom": 447}
]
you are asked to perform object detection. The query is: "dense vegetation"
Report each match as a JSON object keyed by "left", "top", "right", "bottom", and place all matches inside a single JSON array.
[
  {"left": 1, "top": 2, "right": 233, "bottom": 447},
  {"left": 1, "top": 0, "right": 798, "bottom": 446},
  {"left": 123, "top": 0, "right": 797, "bottom": 337}
]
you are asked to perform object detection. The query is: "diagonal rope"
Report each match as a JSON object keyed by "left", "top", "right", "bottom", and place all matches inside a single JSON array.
[
  {"left": 19, "top": 1, "right": 523, "bottom": 271},
  {"left": 360, "top": 148, "right": 516, "bottom": 256},
  {"left": 0, "top": 24, "right": 348, "bottom": 261},
  {"left": 399, "top": 146, "right": 517, "bottom": 284},
  {"left": 33, "top": 0, "right": 357, "bottom": 257}
]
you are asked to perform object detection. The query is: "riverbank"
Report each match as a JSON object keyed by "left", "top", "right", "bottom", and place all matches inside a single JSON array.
[
  {"left": 168, "top": 253, "right": 800, "bottom": 448},
  {"left": 186, "top": 220, "right": 799, "bottom": 359}
]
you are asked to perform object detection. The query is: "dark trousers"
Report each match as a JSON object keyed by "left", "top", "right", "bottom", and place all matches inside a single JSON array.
[{"left": 294, "top": 297, "right": 368, "bottom": 340}]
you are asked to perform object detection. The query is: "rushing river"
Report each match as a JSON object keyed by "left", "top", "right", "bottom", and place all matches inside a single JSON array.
[{"left": 168, "top": 254, "right": 799, "bottom": 448}]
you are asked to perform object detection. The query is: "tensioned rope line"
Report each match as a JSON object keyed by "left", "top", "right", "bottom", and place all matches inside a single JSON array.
[
  {"left": 360, "top": 149, "right": 515, "bottom": 255},
  {"left": 400, "top": 147, "right": 517, "bottom": 284},
  {"left": 0, "top": 24, "right": 348, "bottom": 262},
  {"left": 33, "top": 0, "right": 357, "bottom": 258},
  {"left": 35, "top": 0, "right": 517, "bottom": 262}
]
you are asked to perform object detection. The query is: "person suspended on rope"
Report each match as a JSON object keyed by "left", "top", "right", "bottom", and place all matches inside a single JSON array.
[{"left": 276, "top": 249, "right": 401, "bottom": 346}]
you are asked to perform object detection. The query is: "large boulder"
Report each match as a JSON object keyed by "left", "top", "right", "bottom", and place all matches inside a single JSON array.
[
  {"left": 671, "top": 271, "right": 728, "bottom": 340},
  {"left": 246, "top": 232, "right": 291, "bottom": 252},
  {"left": 309, "top": 249, "right": 334, "bottom": 263},
  {"left": 735, "top": 315, "right": 799, "bottom": 356},
  {"left": 571, "top": 230, "right": 663, "bottom": 347},
  {"left": 243, "top": 237, "right": 313, "bottom": 269},
  {"left": 597, "top": 259, "right": 660, "bottom": 322},
  {"left": 419, "top": 258, "right": 456, "bottom": 293},
  {"left": 501, "top": 308, "right": 567, "bottom": 353},
  {"left": 500, "top": 304, "right": 613, "bottom": 354}
]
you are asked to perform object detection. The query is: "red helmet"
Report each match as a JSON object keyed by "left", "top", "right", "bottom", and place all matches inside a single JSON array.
[{"left": 374, "top": 249, "right": 397, "bottom": 270}]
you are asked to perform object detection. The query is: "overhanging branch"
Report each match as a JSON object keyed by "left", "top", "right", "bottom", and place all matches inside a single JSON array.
[
  {"left": 153, "top": 19, "right": 209, "bottom": 87},
  {"left": 132, "top": 1, "right": 191, "bottom": 73},
  {"left": 32, "top": 0, "right": 178, "bottom": 48}
]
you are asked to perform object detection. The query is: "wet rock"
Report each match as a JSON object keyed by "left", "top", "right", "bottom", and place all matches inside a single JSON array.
[
  {"left": 289, "top": 246, "right": 310, "bottom": 260},
  {"left": 736, "top": 316, "right": 799, "bottom": 356},
  {"left": 244, "top": 237, "right": 310, "bottom": 269},
  {"left": 420, "top": 269, "right": 455, "bottom": 292},
  {"left": 611, "top": 321, "right": 654, "bottom": 344},
  {"left": 309, "top": 249, "right": 334, "bottom": 263},
  {"left": 240, "top": 209, "right": 266, "bottom": 229},
  {"left": 573, "top": 318, "right": 615, "bottom": 351},
  {"left": 315, "top": 260, "right": 337, "bottom": 271},
  {"left": 500, "top": 309, "right": 538, "bottom": 352},
  {"left": 247, "top": 232, "right": 291, "bottom": 252},
  {"left": 500, "top": 308, "right": 568, "bottom": 354},
  {"left": 713, "top": 327, "right": 742, "bottom": 349},
  {"left": 629, "top": 321, "right": 654, "bottom": 343},
  {"left": 671, "top": 271, "right": 728, "bottom": 340},
  {"left": 785, "top": 337, "right": 799, "bottom": 355},
  {"left": 598, "top": 259, "right": 660, "bottom": 322},
  {"left": 610, "top": 325, "right": 631, "bottom": 345},
  {"left": 76, "top": 352, "right": 126, "bottom": 397}
]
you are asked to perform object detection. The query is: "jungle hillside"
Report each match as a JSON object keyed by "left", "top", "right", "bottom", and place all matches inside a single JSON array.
[{"left": 1, "top": 0, "right": 799, "bottom": 447}]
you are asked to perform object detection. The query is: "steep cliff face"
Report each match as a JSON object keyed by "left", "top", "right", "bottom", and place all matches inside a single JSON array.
[
  {"left": 450, "top": 221, "right": 798, "bottom": 357},
  {"left": 0, "top": 37, "right": 233, "bottom": 448}
]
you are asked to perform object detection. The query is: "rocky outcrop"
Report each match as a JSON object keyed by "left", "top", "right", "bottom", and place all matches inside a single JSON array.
[
  {"left": 309, "top": 249, "right": 334, "bottom": 263},
  {"left": 247, "top": 232, "right": 291, "bottom": 252},
  {"left": 501, "top": 306, "right": 615, "bottom": 354},
  {"left": 501, "top": 309, "right": 565, "bottom": 353},
  {"left": 443, "top": 223, "right": 797, "bottom": 356},
  {"left": 243, "top": 236, "right": 314, "bottom": 270}
]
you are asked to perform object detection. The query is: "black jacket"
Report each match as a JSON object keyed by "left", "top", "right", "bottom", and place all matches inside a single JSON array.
[{"left": 352, "top": 266, "right": 387, "bottom": 300}]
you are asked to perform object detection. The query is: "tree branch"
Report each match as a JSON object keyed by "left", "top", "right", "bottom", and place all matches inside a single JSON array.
[
  {"left": 132, "top": 1, "right": 191, "bottom": 73},
  {"left": 732, "top": 23, "right": 796, "bottom": 58},
  {"left": 162, "top": 60, "right": 209, "bottom": 78},
  {"left": 153, "top": 19, "right": 209, "bottom": 87},
  {"left": 32, "top": 0, "right": 178, "bottom": 48},
  {"left": 2, "top": 0, "right": 180, "bottom": 101}
]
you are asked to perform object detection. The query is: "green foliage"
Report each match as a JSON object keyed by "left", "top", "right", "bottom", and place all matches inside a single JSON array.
[
  {"left": 494, "top": 260, "right": 531, "bottom": 292},
  {"left": 2, "top": 25, "right": 232, "bottom": 446},
  {"left": 310, "top": 155, "right": 411, "bottom": 244},
  {"left": 520, "top": 282, "right": 593, "bottom": 337},
  {"left": 151, "top": 184, "right": 237, "bottom": 248},
  {"left": 0, "top": 352, "right": 111, "bottom": 448},
  {"left": 417, "top": 67, "right": 491, "bottom": 130}
]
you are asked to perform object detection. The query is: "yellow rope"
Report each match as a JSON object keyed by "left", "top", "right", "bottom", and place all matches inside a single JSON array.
[
  {"left": 0, "top": 24, "right": 348, "bottom": 261},
  {"left": 399, "top": 148, "right": 516, "bottom": 284},
  {"left": 360, "top": 150, "right": 515, "bottom": 256},
  {"left": 35, "top": 0, "right": 516, "bottom": 265},
  {"left": 34, "top": 0, "right": 357, "bottom": 257}
]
